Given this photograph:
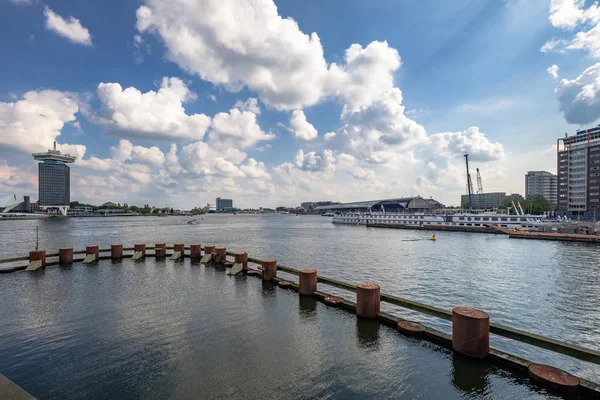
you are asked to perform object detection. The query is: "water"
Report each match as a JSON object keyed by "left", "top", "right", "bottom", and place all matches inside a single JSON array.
[{"left": 0, "top": 215, "right": 599, "bottom": 393}]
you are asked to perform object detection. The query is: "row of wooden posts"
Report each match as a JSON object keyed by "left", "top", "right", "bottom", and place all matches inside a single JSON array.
[{"left": 25, "top": 243, "right": 583, "bottom": 392}]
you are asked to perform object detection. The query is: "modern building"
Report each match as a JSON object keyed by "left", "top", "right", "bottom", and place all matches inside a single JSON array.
[
  {"left": 0, "top": 194, "right": 31, "bottom": 214},
  {"left": 557, "top": 127, "right": 600, "bottom": 218},
  {"left": 216, "top": 197, "right": 233, "bottom": 211},
  {"left": 461, "top": 192, "right": 506, "bottom": 210},
  {"left": 300, "top": 201, "right": 340, "bottom": 214},
  {"left": 314, "top": 196, "right": 444, "bottom": 214},
  {"left": 32, "top": 142, "right": 76, "bottom": 216},
  {"left": 525, "top": 171, "right": 557, "bottom": 208}
]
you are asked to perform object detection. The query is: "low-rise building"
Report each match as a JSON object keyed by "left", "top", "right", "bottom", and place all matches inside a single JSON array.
[{"left": 461, "top": 192, "right": 506, "bottom": 210}]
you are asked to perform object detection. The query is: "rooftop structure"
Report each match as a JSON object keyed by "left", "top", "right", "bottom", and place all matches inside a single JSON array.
[
  {"left": 32, "top": 142, "right": 77, "bottom": 216},
  {"left": 314, "top": 196, "right": 444, "bottom": 213}
]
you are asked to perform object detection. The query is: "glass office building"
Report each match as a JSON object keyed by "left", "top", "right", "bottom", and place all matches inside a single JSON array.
[{"left": 38, "top": 161, "right": 71, "bottom": 206}]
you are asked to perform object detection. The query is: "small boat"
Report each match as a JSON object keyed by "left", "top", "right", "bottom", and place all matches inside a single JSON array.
[
  {"left": 187, "top": 219, "right": 199, "bottom": 225},
  {"left": 322, "top": 213, "right": 335, "bottom": 217}
]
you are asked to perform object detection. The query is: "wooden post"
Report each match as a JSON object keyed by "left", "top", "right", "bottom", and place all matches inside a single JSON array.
[
  {"left": 111, "top": 244, "right": 123, "bottom": 260},
  {"left": 298, "top": 269, "right": 317, "bottom": 295},
  {"left": 83, "top": 245, "right": 99, "bottom": 263},
  {"left": 356, "top": 283, "right": 380, "bottom": 318},
  {"left": 27, "top": 250, "right": 46, "bottom": 270},
  {"left": 190, "top": 244, "right": 202, "bottom": 259},
  {"left": 452, "top": 307, "right": 489, "bottom": 358},
  {"left": 59, "top": 247, "right": 73, "bottom": 264},
  {"left": 261, "top": 260, "right": 277, "bottom": 281}
]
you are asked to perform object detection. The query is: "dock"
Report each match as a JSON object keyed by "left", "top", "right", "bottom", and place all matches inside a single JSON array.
[{"left": 487, "top": 225, "right": 600, "bottom": 243}]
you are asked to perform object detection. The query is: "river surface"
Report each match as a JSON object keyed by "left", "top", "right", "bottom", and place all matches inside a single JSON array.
[{"left": 0, "top": 214, "right": 599, "bottom": 395}]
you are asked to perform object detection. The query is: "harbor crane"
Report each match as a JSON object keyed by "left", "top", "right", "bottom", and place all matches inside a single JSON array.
[
  {"left": 464, "top": 154, "right": 473, "bottom": 208},
  {"left": 476, "top": 168, "right": 484, "bottom": 194}
]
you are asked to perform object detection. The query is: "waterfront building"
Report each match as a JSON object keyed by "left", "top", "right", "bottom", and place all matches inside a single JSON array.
[
  {"left": 525, "top": 171, "right": 557, "bottom": 209},
  {"left": 460, "top": 192, "right": 506, "bottom": 210},
  {"left": 32, "top": 142, "right": 76, "bottom": 216},
  {"left": 314, "top": 196, "right": 443, "bottom": 214},
  {"left": 216, "top": 197, "right": 233, "bottom": 211},
  {"left": 557, "top": 127, "right": 600, "bottom": 219},
  {"left": 202, "top": 203, "right": 216, "bottom": 213},
  {"left": 0, "top": 194, "right": 31, "bottom": 214}
]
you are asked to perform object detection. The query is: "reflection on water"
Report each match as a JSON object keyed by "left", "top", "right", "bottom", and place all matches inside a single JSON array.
[
  {"left": 451, "top": 352, "right": 490, "bottom": 396},
  {"left": 298, "top": 295, "right": 318, "bottom": 317},
  {"left": 356, "top": 318, "right": 380, "bottom": 350}
]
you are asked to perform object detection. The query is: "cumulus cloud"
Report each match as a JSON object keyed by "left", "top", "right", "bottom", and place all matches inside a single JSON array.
[
  {"left": 208, "top": 108, "right": 275, "bottom": 149},
  {"left": 543, "top": 0, "right": 600, "bottom": 57},
  {"left": 429, "top": 127, "right": 505, "bottom": 162},
  {"left": 234, "top": 98, "right": 260, "bottom": 114},
  {"left": 327, "top": 41, "right": 401, "bottom": 109},
  {"left": 555, "top": 63, "right": 600, "bottom": 124},
  {"left": 94, "top": 77, "right": 211, "bottom": 141},
  {"left": 0, "top": 89, "right": 84, "bottom": 154},
  {"left": 44, "top": 6, "right": 92, "bottom": 46},
  {"left": 294, "top": 149, "right": 335, "bottom": 171},
  {"left": 332, "top": 88, "right": 427, "bottom": 163},
  {"left": 288, "top": 110, "right": 318, "bottom": 140},
  {"left": 548, "top": 64, "right": 560, "bottom": 79},
  {"left": 179, "top": 141, "right": 245, "bottom": 177},
  {"left": 240, "top": 158, "right": 271, "bottom": 180},
  {"left": 136, "top": 0, "right": 328, "bottom": 110},
  {"left": 109, "top": 139, "right": 165, "bottom": 166}
]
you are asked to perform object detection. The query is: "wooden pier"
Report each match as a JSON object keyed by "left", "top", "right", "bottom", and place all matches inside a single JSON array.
[{"left": 487, "top": 225, "right": 600, "bottom": 243}]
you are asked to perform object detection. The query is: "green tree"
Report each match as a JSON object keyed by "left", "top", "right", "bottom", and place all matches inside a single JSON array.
[
  {"left": 191, "top": 207, "right": 205, "bottom": 215},
  {"left": 522, "top": 195, "right": 552, "bottom": 215}
]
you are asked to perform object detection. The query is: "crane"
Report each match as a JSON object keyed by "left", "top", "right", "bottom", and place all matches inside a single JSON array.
[
  {"left": 464, "top": 154, "right": 473, "bottom": 208},
  {"left": 476, "top": 168, "right": 483, "bottom": 194}
]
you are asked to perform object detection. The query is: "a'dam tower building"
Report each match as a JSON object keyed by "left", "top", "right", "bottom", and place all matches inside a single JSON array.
[{"left": 32, "top": 141, "right": 76, "bottom": 216}]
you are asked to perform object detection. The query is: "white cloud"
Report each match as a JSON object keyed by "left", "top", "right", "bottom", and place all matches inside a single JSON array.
[
  {"left": 208, "top": 108, "right": 275, "bottom": 149},
  {"left": 209, "top": 95, "right": 217, "bottom": 102},
  {"left": 288, "top": 110, "right": 318, "bottom": 140},
  {"left": 548, "top": 64, "right": 560, "bottom": 79},
  {"left": 540, "top": 38, "right": 568, "bottom": 53},
  {"left": 294, "top": 149, "right": 335, "bottom": 171},
  {"left": 179, "top": 141, "right": 244, "bottom": 177},
  {"left": 44, "top": 6, "right": 92, "bottom": 46},
  {"left": 108, "top": 139, "right": 165, "bottom": 166},
  {"left": 0, "top": 89, "right": 84, "bottom": 154},
  {"left": 324, "top": 132, "right": 336, "bottom": 141},
  {"left": 429, "top": 127, "right": 505, "bottom": 162},
  {"left": 95, "top": 77, "right": 211, "bottom": 141},
  {"left": 240, "top": 158, "right": 271, "bottom": 180},
  {"left": 136, "top": 0, "right": 328, "bottom": 110},
  {"left": 549, "top": 0, "right": 586, "bottom": 29},
  {"left": 234, "top": 98, "right": 260, "bottom": 115},
  {"left": 333, "top": 88, "right": 427, "bottom": 163},
  {"left": 327, "top": 41, "right": 401, "bottom": 109},
  {"left": 555, "top": 62, "right": 600, "bottom": 124}
]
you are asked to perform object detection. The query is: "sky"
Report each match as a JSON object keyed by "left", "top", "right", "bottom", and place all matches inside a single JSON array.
[{"left": 0, "top": 0, "right": 599, "bottom": 209}]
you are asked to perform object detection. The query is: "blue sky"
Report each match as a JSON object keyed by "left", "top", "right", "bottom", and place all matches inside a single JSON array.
[{"left": 0, "top": 0, "right": 598, "bottom": 208}]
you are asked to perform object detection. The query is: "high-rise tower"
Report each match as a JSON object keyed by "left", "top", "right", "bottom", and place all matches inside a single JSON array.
[{"left": 32, "top": 141, "right": 77, "bottom": 216}]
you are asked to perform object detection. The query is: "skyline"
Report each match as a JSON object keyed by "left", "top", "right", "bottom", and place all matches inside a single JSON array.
[{"left": 0, "top": 0, "right": 597, "bottom": 208}]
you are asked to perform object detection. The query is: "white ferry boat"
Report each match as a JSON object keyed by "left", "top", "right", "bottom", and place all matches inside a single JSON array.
[{"left": 332, "top": 212, "right": 547, "bottom": 230}]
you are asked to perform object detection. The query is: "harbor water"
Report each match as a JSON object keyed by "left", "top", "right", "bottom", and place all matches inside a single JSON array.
[{"left": 1, "top": 214, "right": 599, "bottom": 397}]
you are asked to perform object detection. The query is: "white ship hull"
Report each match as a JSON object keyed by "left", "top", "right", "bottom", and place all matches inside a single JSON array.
[{"left": 332, "top": 212, "right": 547, "bottom": 230}]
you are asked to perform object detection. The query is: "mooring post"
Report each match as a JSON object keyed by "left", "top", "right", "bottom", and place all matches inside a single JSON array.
[
  {"left": 174, "top": 243, "right": 185, "bottom": 256},
  {"left": 27, "top": 250, "right": 46, "bottom": 270},
  {"left": 452, "top": 307, "right": 489, "bottom": 358},
  {"left": 83, "top": 245, "right": 99, "bottom": 263},
  {"left": 111, "top": 244, "right": 123, "bottom": 260},
  {"left": 234, "top": 252, "right": 248, "bottom": 268},
  {"left": 154, "top": 243, "right": 166, "bottom": 257},
  {"left": 261, "top": 259, "right": 277, "bottom": 281},
  {"left": 528, "top": 363, "right": 579, "bottom": 391},
  {"left": 59, "top": 247, "right": 73, "bottom": 264},
  {"left": 190, "top": 244, "right": 201, "bottom": 259},
  {"left": 214, "top": 247, "right": 226, "bottom": 263},
  {"left": 134, "top": 244, "right": 146, "bottom": 256},
  {"left": 356, "top": 283, "right": 380, "bottom": 318},
  {"left": 299, "top": 269, "right": 317, "bottom": 295}
]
